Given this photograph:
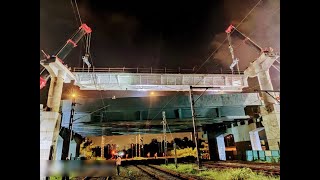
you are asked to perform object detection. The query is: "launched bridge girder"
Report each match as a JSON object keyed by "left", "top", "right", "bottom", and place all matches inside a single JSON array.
[{"left": 73, "top": 72, "right": 248, "bottom": 92}]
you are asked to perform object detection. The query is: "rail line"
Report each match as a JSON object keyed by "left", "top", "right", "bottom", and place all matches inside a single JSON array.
[{"left": 136, "top": 165, "right": 185, "bottom": 180}]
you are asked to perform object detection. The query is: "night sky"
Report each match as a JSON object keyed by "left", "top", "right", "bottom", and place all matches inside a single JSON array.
[
  {"left": 41, "top": 0, "right": 225, "bottom": 68},
  {"left": 40, "top": 0, "right": 280, "bottom": 102}
]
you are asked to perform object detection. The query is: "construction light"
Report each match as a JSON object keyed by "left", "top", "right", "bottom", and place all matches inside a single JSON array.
[{"left": 118, "top": 151, "right": 124, "bottom": 157}]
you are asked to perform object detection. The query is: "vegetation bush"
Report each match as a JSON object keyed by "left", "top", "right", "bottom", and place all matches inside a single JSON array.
[
  {"left": 170, "top": 147, "right": 197, "bottom": 158},
  {"left": 162, "top": 164, "right": 280, "bottom": 180}
]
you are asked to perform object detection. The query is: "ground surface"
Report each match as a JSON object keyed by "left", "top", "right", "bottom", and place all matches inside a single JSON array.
[
  {"left": 71, "top": 165, "right": 155, "bottom": 180},
  {"left": 67, "top": 161, "right": 280, "bottom": 180}
]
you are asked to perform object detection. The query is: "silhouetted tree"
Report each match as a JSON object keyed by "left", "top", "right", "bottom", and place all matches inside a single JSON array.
[{"left": 92, "top": 146, "right": 101, "bottom": 157}]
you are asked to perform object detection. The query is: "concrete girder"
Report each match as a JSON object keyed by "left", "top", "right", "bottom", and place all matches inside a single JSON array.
[{"left": 73, "top": 73, "right": 247, "bottom": 92}]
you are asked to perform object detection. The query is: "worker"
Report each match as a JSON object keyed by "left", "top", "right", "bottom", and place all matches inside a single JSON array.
[{"left": 116, "top": 156, "right": 122, "bottom": 176}]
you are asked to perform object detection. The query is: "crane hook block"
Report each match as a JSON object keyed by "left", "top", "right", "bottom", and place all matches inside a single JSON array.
[
  {"left": 82, "top": 54, "right": 91, "bottom": 68},
  {"left": 225, "top": 24, "right": 234, "bottom": 33},
  {"left": 80, "top": 24, "right": 92, "bottom": 34}
]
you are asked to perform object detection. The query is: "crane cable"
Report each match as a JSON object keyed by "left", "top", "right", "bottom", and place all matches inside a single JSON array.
[
  {"left": 213, "top": 6, "right": 280, "bottom": 73},
  {"left": 195, "top": 0, "right": 263, "bottom": 74},
  {"left": 70, "top": 0, "right": 106, "bottom": 118},
  {"left": 226, "top": 26, "right": 244, "bottom": 75},
  {"left": 149, "top": 0, "right": 264, "bottom": 124},
  {"left": 71, "top": 0, "right": 91, "bottom": 68},
  {"left": 74, "top": 0, "right": 83, "bottom": 24},
  {"left": 145, "top": 1, "right": 266, "bottom": 145}
]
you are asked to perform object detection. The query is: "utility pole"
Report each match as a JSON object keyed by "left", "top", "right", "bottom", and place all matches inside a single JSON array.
[
  {"left": 162, "top": 111, "right": 168, "bottom": 165},
  {"left": 65, "top": 94, "right": 77, "bottom": 160},
  {"left": 174, "top": 142, "right": 178, "bottom": 168},
  {"left": 135, "top": 135, "right": 138, "bottom": 158},
  {"left": 141, "top": 137, "right": 144, "bottom": 157},
  {"left": 138, "top": 133, "right": 141, "bottom": 157},
  {"left": 189, "top": 86, "right": 200, "bottom": 169},
  {"left": 189, "top": 86, "right": 218, "bottom": 168},
  {"left": 101, "top": 133, "right": 105, "bottom": 159}
]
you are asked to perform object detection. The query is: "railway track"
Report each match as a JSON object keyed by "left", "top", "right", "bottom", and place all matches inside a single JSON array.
[
  {"left": 148, "top": 165, "right": 198, "bottom": 180},
  {"left": 203, "top": 162, "right": 280, "bottom": 176},
  {"left": 136, "top": 165, "right": 185, "bottom": 180},
  {"left": 71, "top": 165, "right": 156, "bottom": 180},
  {"left": 126, "top": 165, "right": 157, "bottom": 180}
]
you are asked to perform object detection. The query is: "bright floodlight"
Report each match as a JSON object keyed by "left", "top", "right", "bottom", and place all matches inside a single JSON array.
[
  {"left": 72, "top": 93, "right": 76, "bottom": 98},
  {"left": 150, "top": 92, "right": 155, "bottom": 95},
  {"left": 118, "top": 151, "right": 124, "bottom": 157}
]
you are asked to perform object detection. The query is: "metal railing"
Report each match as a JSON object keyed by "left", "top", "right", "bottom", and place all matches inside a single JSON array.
[{"left": 73, "top": 67, "right": 244, "bottom": 74}]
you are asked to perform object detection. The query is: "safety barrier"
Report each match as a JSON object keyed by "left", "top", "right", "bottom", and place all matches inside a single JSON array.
[{"left": 73, "top": 67, "right": 244, "bottom": 74}]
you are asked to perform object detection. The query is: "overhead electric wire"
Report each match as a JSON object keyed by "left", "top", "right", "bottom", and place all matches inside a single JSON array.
[
  {"left": 209, "top": 6, "right": 280, "bottom": 77},
  {"left": 69, "top": 104, "right": 111, "bottom": 123},
  {"left": 69, "top": 0, "right": 278, "bottom": 138},
  {"left": 149, "top": 0, "right": 264, "bottom": 124},
  {"left": 71, "top": 0, "right": 90, "bottom": 69},
  {"left": 195, "top": 0, "right": 263, "bottom": 74},
  {"left": 198, "top": 2, "right": 279, "bottom": 76},
  {"left": 192, "top": 4, "right": 280, "bottom": 89},
  {"left": 145, "top": 1, "right": 280, "bottom": 143},
  {"left": 149, "top": 94, "right": 179, "bottom": 121},
  {"left": 70, "top": 0, "right": 80, "bottom": 26},
  {"left": 166, "top": 123, "right": 175, "bottom": 143},
  {"left": 70, "top": 0, "right": 107, "bottom": 126},
  {"left": 74, "top": 0, "right": 83, "bottom": 25}
]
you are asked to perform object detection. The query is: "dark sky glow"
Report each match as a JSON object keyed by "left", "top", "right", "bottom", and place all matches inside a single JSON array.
[
  {"left": 41, "top": 0, "right": 279, "bottom": 69},
  {"left": 40, "top": 0, "right": 280, "bottom": 103}
]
